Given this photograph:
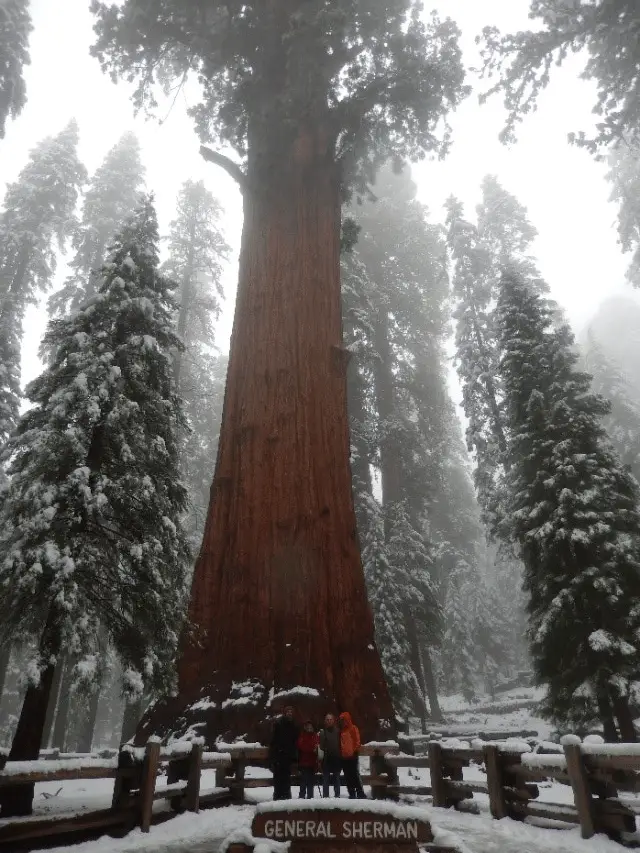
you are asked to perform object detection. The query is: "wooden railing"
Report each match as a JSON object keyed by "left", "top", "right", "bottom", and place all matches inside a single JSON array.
[{"left": 1, "top": 737, "right": 640, "bottom": 847}]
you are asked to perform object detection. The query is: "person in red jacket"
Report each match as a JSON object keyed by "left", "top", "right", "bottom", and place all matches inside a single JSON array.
[{"left": 297, "top": 720, "right": 319, "bottom": 798}]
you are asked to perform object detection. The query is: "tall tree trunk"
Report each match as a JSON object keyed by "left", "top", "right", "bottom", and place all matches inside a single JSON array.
[
  {"left": 174, "top": 235, "right": 196, "bottom": 391},
  {"left": 162, "top": 120, "right": 393, "bottom": 744},
  {"left": 51, "top": 657, "right": 74, "bottom": 751},
  {"left": 596, "top": 688, "right": 619, "bottom": 742},
  {"left": 0, "top": 645, "right": 10, "bottom": 705},
  {"left": 613, "top": 694, "right": 637, "bottom": 742},
  {"left": 421, "top": 648, "right": 443, "bottom": 723},
  {"left": 121, "top": 698, "right": 143, "bottom": 745},
  {"left": 42, "top": 657, "right": 64, "bottom": 749},
  {"left": 406, "top": 614, "right": 429, "bottom": 733},
  {"left": 76, "top": 679, "right": 103, "bottom": 754},
  {"left": 0, "top": 618, "right": 60, "bottom": 817},
  {"left": 372, "top": 311, "right": 403, "bottom": 521}
]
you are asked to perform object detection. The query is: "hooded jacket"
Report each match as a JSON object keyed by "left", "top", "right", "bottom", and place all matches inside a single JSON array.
[
  {"left": 338, "top": 711, "right": 361, "bottom": 759},
  {"left": 269, "top": 714, "right": 300, "bottom": 764}
]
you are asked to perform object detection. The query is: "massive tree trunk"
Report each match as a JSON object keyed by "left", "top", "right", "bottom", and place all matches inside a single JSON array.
[
  {"left": 137, "top": 122, "right": 394, "bottom": 746},
  {"left": 0, "top": 619, "right": 60, "bottom": 817}
]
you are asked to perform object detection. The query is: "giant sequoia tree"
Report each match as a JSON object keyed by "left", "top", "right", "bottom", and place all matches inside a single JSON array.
[{"left": 93, "top": 2, "right": 467, "bottom": 741}]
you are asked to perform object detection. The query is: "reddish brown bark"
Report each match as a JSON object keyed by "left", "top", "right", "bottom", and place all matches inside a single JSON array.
[{"left": 138, "top": 122, "right": 393, "bottom": 745}]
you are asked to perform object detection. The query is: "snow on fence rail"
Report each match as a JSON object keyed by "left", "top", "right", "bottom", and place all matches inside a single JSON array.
[{"left": 1, "top": 739, "right": 640, "bottom": 848}]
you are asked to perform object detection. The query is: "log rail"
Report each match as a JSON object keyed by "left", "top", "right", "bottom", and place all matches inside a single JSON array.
[{"left": 1, "top": 738, "right": 640, "bottom": 848}]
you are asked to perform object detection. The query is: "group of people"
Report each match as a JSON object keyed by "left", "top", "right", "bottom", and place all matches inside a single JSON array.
[{"left": 268, "top": 706, "right": 366, "bottom": 801}]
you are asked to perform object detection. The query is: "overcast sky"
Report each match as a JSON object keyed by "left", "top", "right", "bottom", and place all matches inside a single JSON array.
[{"left": 1, "top": 0, "right": 637, "bottom": 392}]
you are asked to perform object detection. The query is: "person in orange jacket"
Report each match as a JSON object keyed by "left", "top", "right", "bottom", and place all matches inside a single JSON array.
[{"left": 338, "top": 711, "right": 366, "bottom": 799}]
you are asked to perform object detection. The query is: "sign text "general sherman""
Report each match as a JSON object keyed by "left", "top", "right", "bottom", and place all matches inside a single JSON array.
[{"left": 263, "top": 819, "right": 420, "bottom": 841}]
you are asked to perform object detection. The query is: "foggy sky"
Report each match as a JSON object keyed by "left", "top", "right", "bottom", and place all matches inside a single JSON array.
[{"left": 1, "top": 0, "right": 636, "bottom": 394}]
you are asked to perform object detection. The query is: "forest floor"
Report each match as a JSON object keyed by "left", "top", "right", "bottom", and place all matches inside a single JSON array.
[{"left": 9, "top": 688, "right": 634, "bottom": 852}]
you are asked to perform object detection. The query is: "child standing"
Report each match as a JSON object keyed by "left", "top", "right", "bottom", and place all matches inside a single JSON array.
[{"left": 297, "top": 720, "right": 319, "bottom": 799}]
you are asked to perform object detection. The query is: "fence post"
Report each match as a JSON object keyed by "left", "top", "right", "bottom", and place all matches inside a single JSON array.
[
  {"left": 139, "top": 741, "right": 161, "bottom": 833},
  {"left": 215, "top": 764, "right": 227, "bottom": 789},
  {"left": 369, "top": 751, "right": 389, "bottom": 800},
  {"left": 428, "top": 742, "right": 447, "bottom": 808},
  {"left": 185, "top": 742, "right": 203, "bottom": 812},
  {"left": 112, "top": 746, "right": 136, "bottom": 811},
  {"left": 483, "top": 745, "right": 508, "bottom": 820},
  {"left": 564, "top": 743, "right": 595, "bottom": 839},
  {"left": 231, "top": 755, "right": 246, "bottom": 803}
]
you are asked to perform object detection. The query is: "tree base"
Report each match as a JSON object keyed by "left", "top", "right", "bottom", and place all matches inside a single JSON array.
[
  {"left": 134, "top": 671, "right": 396, "bottom": 747},
  {"left": 0, "top": 783, "right": 35, "bottom": 818}
]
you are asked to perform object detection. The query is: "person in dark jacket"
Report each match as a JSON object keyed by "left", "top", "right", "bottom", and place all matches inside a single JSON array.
[
  {"left": 318, "top": 712, "right": 342, "bottom": 797},
  {"left": 297, "top": 720, "right": 319, "bottom": 798},
  {"left": 269, "top": 705, "right": 300, "bottom": 800}
]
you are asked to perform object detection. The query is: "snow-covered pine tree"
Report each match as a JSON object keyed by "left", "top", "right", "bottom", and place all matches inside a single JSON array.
[
  {"left": 0, "top": 120, "right": 86, "bottom": 444},
  {"left": 607, "top": 140, "right": 640, "bottom": 288},
  {"left": 584, "top": 330, "right": 640, "bottom": 484},
  {"left": 480, "top": 0, "right": 640, "bottom": 150},
  {"left": 446, "top": 195, "right": 507, "bottom": 536},
  {"left": 49, "top": 131, "right": 146, "bottom": 319},
  {"left": 0, "top": 0, "right": 32, "bottom": 138},
  {"left": 162, "top": 180, "right": 229, "bottom": 548},
  {"left": 498, "top": 269, "right": 640, "bottom": 740},
  {"left": 0, "top": 196, "right": 190, "bottom": 816}
]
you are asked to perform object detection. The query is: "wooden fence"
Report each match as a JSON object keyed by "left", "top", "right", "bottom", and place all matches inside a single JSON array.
[{"left": 1, "top": 738, "right": 640, "bottom": 848}]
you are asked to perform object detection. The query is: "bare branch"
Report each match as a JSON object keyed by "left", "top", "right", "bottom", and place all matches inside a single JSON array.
[{"left": 199, "top": 146, "right": 247, "bottom": 192}]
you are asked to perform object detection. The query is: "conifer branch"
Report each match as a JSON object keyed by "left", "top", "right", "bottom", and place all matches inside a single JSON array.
[{"left": 199, "top": 147, "right": 247, "bottom": 193}]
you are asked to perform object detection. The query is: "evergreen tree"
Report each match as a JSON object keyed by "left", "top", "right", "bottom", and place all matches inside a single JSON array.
[
  {"left": 91, "top": 2, "right": 468, "bottom": 742},
  {"left": 446, "top": 196, "right": 506, "bottom": 534},
  {"left": 344, "top": 166, "right": 448, "bottom": 718},
  {"left": 162, "top": 180, "right": 229, "bottom": 547},
  {"left": 447, "top": 177, "right": 553, "bottom": 536},
  {"left": 584, "top": 330, "right": 640, "bottom": 485},
  {"left": 498, "top": 269, "right": 640, "bottom": 740},
  {"left": 0, "top": 197, "right": 190, "bottom": 815},
  {"left": 49, "top": 132, "right": 146, "bottom": 319},
  {"left": 0, "top": 120, "right": 86, "bottom": 444},
  {"left": 607, "top": 140, "right": 640, "bottom": 288},
  {"left": 0, "top": 0, "right": 32, "bottom": 138},
  {"left": 480, "top": 1, "right": 640, "bottom": 150}
]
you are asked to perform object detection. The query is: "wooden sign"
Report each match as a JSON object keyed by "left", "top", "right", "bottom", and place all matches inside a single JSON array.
[{"left": 253, "top": 810, "right": 432, "bottom": 844}]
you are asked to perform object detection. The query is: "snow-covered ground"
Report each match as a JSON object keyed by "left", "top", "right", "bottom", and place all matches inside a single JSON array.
[
  {"left": 6, "top": 690, "right": 634, "bottom": 851},
  {"left": 30, "top": 775, "right": 627, "bottom": 853},
  {"left": 431, "top": 687, "right": 552, "bottom": 740}
]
